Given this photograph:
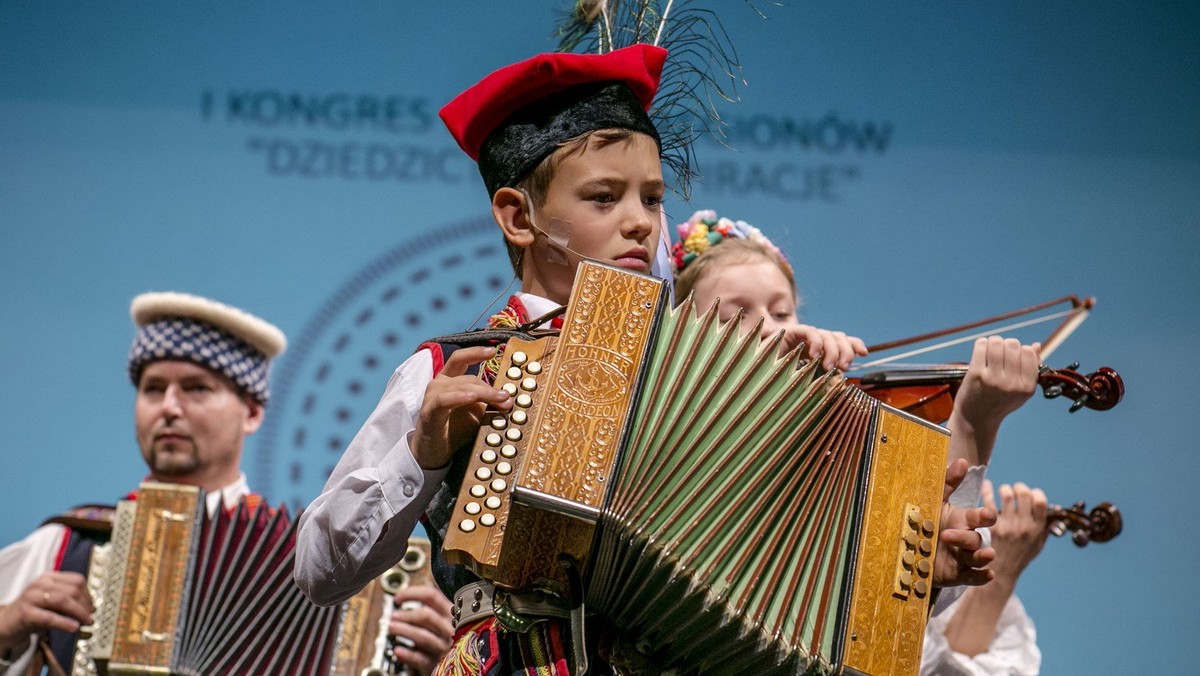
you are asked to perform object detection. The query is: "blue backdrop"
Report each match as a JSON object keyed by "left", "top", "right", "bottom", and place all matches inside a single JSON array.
[{"left": 2, "top": 2, "right": 1197, "bottom": 673}]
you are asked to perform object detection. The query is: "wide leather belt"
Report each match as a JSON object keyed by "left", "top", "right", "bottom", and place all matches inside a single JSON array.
[
  {"left": 450, "top": 581, "right": 576, "bottom": 632},
  {"left": 451, "top": 581, "right": 496, "bottom": 631}
]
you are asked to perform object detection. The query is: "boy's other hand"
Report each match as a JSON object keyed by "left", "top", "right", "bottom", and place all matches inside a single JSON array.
[
  {"left": 412, "top": 346, "right": 512, "bottom": 470},
  {"left": 933, "top": 459, "right": 998, "bottom": 588}
]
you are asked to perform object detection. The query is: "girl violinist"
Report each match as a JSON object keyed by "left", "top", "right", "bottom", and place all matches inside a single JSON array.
[
  {"left": 670, "top": 208, "right": 1040, "bottom": 478},
  {"left": 670, "top": 209, "right": 1044, "bottom": 674}
]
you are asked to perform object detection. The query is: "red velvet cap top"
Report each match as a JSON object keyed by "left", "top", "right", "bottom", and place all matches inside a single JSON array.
[{"left": 440, "top": 44, "right": 667, "bottom": 162}]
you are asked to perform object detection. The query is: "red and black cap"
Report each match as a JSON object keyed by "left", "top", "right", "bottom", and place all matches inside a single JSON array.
[{"left": 440, "top": 44, "right": 667, "bottom": 196}]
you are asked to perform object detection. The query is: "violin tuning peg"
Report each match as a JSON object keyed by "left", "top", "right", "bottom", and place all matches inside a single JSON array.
[
  {"left": 1069, "top": 396, "right": 1088, "bottom": 413},
  {"left": 1064, "top": 361, "right": 1080, "bottom": 371},
  {"left": 1044, "top": 384, "right": 1063, "bottom": 398}
]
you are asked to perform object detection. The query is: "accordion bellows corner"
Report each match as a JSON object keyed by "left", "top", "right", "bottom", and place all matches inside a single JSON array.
[{"left": 443, "top": 261, "right": 950, "bottom": 676}]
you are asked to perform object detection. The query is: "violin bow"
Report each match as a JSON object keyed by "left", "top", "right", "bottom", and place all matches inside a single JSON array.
[
  {"left": 851, "top": 295, "right": 1094, "bottom": 371},
  {"left": 849, "top": 295, "right": 1123, "bottom": 413}
]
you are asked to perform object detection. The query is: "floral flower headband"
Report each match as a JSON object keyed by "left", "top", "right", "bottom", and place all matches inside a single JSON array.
[{"left": 670, "top": 209, "right": 791, "bottom": 275}]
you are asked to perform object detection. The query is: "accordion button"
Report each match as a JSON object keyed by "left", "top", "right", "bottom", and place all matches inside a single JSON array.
[
  {"left": 914, "top": 580, "right": 929, "bottom": 597},
  {"left": 496, "top": 462, "right": 513, "bottom": 475},
  {"left": 502, "top": 383, "right": 518, "bottom": 396},
  {"left": 902, "top": 551, "right": 916, "bottom": 568},
  {"left": 481, "top": 449, "right": 498, "bottom": 463},
  {"left": 491, "top": 479, "right": 508, "bottom": 492},
  {"left": 505, "top": 428, "right": 523, "bottom": 442},
  {"left": 521, "top": 377, "right": 537, "bottom": 391},
  {"left": 485, "top": 496, "right": 501, "bottom": 509},
  {"left": 486, "top": 433, "right": 502, "bottom": 446},
  {"left": 899, "top": 571, "right": 913, "bottom": 587},
  {"left": 919, "top": 539, "right": 933, "bottom": 556},
  {"left": 459, "top": 519, "right": 477, "bottom": 532},
  {"left": 511, "top": 410, "right": 528, "bottom": 424},
  {"left": 507, "top": 366, "right": 523, "bottom": 380},
  {"left": 511, "top": 351, "right": 528, "bottom": 366},
  {"left": 470, "top": 485, "right": 487, "bottom": 498},
  {"left": 480, "top": 513, "right": 497, "bottom": 527},
  {"left": 922, "top": 519, "right": 936, "bottom": 536},
  {"left": 904, "top": 532, "right": 919, "bottom": 548},
  {"left": 907, "top": 509, "right": 921, "bottom": 528},
  {"left": 490, "top": 417, "right": 508, "bottom": 430},
  {"left": 500, "top": 444, "right": 518, "bottom": 458},
  {"left": 516, "top": 393, "right": 533, "bottom": 408},
  {"left": 917, "top": 560, "right": 932, "bottom": 577},
  {"left": 475, "top": 467, "right": 493, "bottom": 481},
  {"left": 465, "top": 502, "right": 482, "bottom": 515},
  {"left": 526, "top": 361, "right": 543, "bottom": 375}
]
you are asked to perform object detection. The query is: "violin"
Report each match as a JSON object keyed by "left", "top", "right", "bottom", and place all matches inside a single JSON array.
[
  {"left": 850, "top": 362, "right": 1125, "bottom": 425},
  {"left": 1048, "top": 500, "right": 1123, "bottom": 547},
  {"left": 845, "top": 296, "right": 1125, "bottom": 425}
]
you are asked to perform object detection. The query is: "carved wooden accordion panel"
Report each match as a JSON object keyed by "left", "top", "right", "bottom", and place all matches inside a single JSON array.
[
  {"left": 77, "top": 483, "right": 434, "bottom": 676},
  {"left": 443, "top": 261, "right": 949, "bottom": 676}
]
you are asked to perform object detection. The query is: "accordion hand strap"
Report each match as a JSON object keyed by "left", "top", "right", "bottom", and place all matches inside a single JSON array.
[
  {"left": 563, "top": 559, "right": 588, "bottom": 676},
  {"left": 29, "top": 638, "right": 67, "bottom": 676}
]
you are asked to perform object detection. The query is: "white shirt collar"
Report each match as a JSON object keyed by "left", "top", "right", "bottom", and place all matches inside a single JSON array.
[
  {"left": 516, "top": 292, "right": 563, "bottom": 325},
  {"left": 204, "top": 472, "right": 252, "bottom": 515}
]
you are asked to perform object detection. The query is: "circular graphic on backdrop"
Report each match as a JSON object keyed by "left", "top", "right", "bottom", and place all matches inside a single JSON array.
[{"left": 253, "top": 216, "right": 512, "bottom": 511}]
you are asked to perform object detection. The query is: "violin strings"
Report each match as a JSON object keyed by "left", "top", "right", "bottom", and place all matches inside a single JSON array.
[{"left": 848, "top": 308, "right": 1078, "bottom": 372}]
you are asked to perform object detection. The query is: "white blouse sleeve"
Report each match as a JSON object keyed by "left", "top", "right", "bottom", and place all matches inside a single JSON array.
[{"left": 921, "top": 592, "right": 1041, "bottom": 676}]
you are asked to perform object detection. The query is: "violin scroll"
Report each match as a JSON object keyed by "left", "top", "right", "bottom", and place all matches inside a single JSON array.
[
  {"left": 1047, "top": 501, "right": 1123, "bottom": 547},
  {"left": 1037, "top": 363, "right": 1125, "bottom": 413}
]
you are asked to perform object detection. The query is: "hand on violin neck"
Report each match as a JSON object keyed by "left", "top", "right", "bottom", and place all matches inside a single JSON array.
[
  {"left": 947, "top": 337, "right": 1040, "bottom": 465},
  {"left": 984, "top": 480, "right": 1051, "bottom": 584}
]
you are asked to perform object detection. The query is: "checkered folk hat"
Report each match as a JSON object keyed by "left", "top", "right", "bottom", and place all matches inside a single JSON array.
[{"left": 128, "top": 292, "right": 286, "bottom": 405}]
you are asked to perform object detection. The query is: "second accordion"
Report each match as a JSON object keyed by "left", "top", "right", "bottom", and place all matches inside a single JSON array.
[{"left": 443, "top": 260, "right": 950, "bottom": 676}]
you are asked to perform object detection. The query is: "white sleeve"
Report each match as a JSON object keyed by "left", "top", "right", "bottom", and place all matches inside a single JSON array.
[
  {"left": 294, "top": 350, "right": 449, "bottom": 606},
  {"left": 921, "top": 592, "right": 1041, "bottom": 676},
  {"left": 0, "top": 524, "right": 68, "bottom": 675},
  {"left": 949, "top": 464, "right": 988, "bottom": 508}
]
